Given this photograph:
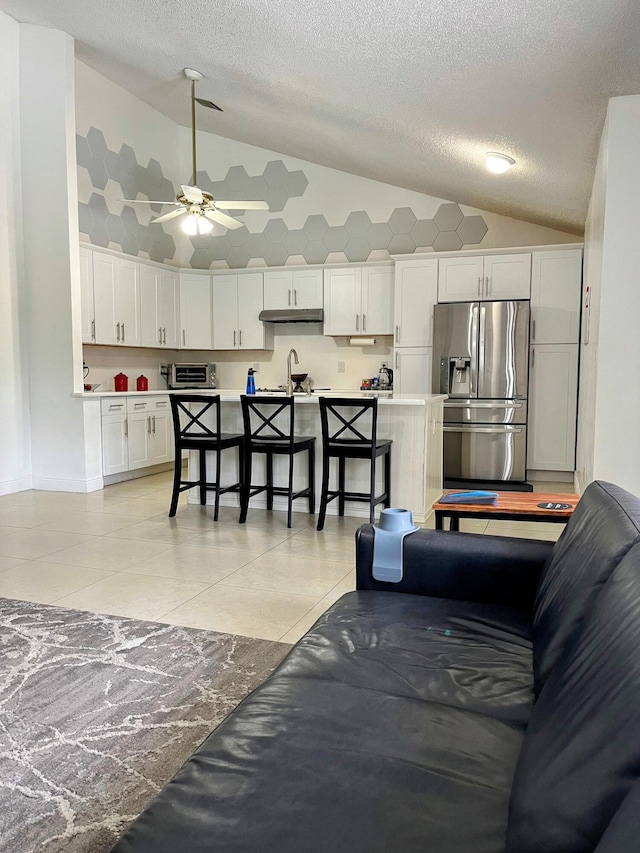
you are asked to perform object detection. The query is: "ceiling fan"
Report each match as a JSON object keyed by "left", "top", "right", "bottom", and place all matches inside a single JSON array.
[{"left": 121, "top": 68, "right": 268, "bottom": 235}]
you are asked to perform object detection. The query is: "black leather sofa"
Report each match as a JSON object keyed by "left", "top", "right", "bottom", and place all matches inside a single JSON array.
[{"left": 111, "top": 480, "right": 640, "bottom": 853}]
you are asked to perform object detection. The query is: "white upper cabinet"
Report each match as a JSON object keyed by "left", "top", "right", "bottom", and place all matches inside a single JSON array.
[
  {"left": 394, "top": 259, "right": 438, "bottom": 347},
  {"left": 263, "top": 269, "right": 323, "bottom": 310},
  {"left": 92, "top": 251, "right": 140, "bottom": 346},
  {"left": 438, "top": 253, "right": 531, "bottom": 302},
  {"left": 530, "top": 249, "right": 582, "bottom": 344},
  {"left": 79, "top": 245, "right": 95, "bottom": 343},
  {"left": 437, "top": 256, "right": 485, "bottom": 302},
  {"left": 212, "top": 272, "right": 272, "bottom": 350},
  {"left": 323, "top": 266, "right": 393, "bottom": 335},
  {"left": 140, "top": 264, "right": 179, "bottom": 348},
  {"left": 179, "top": 273, "right": 213, "bottom": 349},
  {"left": 483, "top": 254, "right": 531, "bottom": 300}
]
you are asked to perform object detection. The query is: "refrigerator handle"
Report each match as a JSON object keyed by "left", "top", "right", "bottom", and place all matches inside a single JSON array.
[
  {"left": 478, "top": 276, "right": 482, "bottom": 298},
  {"left": 478, "top": 303, "right": 486, "bottom": 394}
]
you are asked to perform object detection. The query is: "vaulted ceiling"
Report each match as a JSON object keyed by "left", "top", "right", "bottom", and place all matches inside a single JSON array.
[{"left": 3, "top": 0, "right": 640, "bottom": 234}]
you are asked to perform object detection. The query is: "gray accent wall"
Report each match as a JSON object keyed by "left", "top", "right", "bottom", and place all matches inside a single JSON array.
[{"left": 76, "top": 126, "right": 489, "bottom": 268}]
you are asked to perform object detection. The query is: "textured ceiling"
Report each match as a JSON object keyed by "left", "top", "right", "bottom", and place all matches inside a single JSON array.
[{"left": 4, "top": 0, "right": 640, "bottom": 234}]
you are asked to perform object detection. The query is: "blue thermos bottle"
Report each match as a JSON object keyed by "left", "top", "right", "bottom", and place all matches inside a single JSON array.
[{"left": 246, "top": 368, "right": 256, "bottom": 394}]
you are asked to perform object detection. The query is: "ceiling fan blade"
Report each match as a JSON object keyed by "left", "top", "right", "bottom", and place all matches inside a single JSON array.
[
  {"left": 120, "top": 199, "right": 180, "bottom": 205},
  {"left": 214, "top": 200, "right": 269, "bottom": 210},
  {"left": 181, "top": 185, "right": 203, "bottom": 204},
  {"left": 204, "top": 209, "right": 244, "bottom": 230},
  {"left": 195, "top": 97, "right": 223, "bottom": 112},
  {"left": 152, "top": 208, "right": 186, "bottom": 224}
]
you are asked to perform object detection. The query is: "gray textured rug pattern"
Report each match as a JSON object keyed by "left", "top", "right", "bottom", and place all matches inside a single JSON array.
[{"left": 0, "top": 598, "right": 290, "bottom": 852}]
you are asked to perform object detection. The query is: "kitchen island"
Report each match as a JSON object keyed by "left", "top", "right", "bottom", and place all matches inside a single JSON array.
[{"left": 186, "top": 391, "right": 445, "bottom": 524}]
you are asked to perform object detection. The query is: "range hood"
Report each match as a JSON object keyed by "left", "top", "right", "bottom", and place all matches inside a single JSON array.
[{"left": 258, "top": 308, "right": 324, "bottom": 324}]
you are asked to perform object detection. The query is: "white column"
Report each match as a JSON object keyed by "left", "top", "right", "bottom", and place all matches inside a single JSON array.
[
  {"left": 20, "top": 24, "right": 102, "bottom": 491},
  {"left": 0, "top": 11, "right": 32, "bottom": 495},
  {"left": 578, "top": 95, "right": 640, "bottom": 495}
]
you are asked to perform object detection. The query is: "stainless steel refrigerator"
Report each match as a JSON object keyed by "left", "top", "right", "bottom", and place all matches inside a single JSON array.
[{"left": 432, "top": 300, "right": 529, "bottom": 483}]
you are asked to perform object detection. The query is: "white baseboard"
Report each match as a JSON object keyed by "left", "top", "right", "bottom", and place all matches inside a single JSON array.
[
  {"left": 31, "top": 475, "right": 104, "bottom": 493},
  {"left": 0, "top": 476, "right": 33, "bottom": 497}
]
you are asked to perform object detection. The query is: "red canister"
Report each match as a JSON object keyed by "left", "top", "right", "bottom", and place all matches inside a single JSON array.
[
  {"left": 136, "top": 375, "right": 148, "bottom": 392},
  {"left": 114, "top": 373, "right": 128, "bottom": 392}
]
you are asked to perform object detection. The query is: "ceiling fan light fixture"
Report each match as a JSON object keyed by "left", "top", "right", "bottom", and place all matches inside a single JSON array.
[
  {"left": 486, "top": 152, "right": 515, "bottom": 174},
  {"left": 182, "top": 214, "right": 214, "bottom": 235}
]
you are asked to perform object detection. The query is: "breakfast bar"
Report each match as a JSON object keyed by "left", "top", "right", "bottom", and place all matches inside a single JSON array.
[{"left": 187, "top": 392, "right": 445, "bottom": 524}]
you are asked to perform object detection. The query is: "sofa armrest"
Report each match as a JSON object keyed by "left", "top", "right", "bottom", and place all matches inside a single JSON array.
[{"left": 355, "top": 525, "right": 554, "bottom": 611}]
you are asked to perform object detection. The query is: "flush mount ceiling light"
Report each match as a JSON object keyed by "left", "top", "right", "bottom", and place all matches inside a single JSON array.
[
  {"left": 120, "top": 68, "right": 268, "bottom": 232},
  {"left": 485, "top": 152, "right": 515, "bottom": 174}
]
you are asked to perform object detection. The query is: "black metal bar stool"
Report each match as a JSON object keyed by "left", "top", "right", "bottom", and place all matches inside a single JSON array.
[
  {"left": 168, "top": 395, "right": 244, "bottom": 520},
  {"left": 316, "top": 396, "right": 392, "bottom": 531},
  {"left": 239, "top": 395, "right": 315, "bottom": 528}
]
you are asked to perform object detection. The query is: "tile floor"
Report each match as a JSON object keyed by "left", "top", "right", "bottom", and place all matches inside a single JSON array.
[{"left": 0, "top": 474, "right": 572, "bottom": 643}]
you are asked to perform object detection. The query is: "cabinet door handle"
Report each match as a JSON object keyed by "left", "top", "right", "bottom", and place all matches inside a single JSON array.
[
  {"left": 531, "top": 349, "right": 535, "bottom": 369},
  {"left": 294, "top": 289, "right": 297, "bottom": 306},
  {"left": 121, "top": 322, "right": 125, "bottom": 342},
  {"left": 288, "top": 289, "right": 291, "bottom": 306},
  {"left": 116, "top": 322, "right": 120, "bottom": 342},
  {"left": 485, "top": 276, "right": 489, "bottom": 298},
  {"left": 153, "top": 415, "right": 156, "bottom": 434},
  {"left": 159, "top": 327, "right": 162, "bottom": 344},
  {"left": 395, "top": 324, "right": 400, "bottom": 344},
  {"left": 147, "top": 416, "right": 151, "bottom": 434},
  {"left": 395, "top": 352, "right": 399, "bottom": 370},
  {"left": 124, "top": 417, "right": 128, "bottom": 438},
  {"left": 182, "top": 329, "right": 186, "bottom": 346},
  {"left": 233, "top": 329, "right": 236, "bottom": 346},
  {"left": 239, "top": 329, "right": 242, "bottom": 347},
  {"left": 355, "top": 314, "right": 359, "bottom": 331},
  {"left": 91, "top": 319, "right": 95, "bottom": 341},
  {"left": 362, "top": 313, "right": 366, "bottom": 331},
  {"left": 478, "top": 277, "right": 482, "bottom": 298},
  {"left": 532, "top": 319, "right": 536, "bottom": 341}
]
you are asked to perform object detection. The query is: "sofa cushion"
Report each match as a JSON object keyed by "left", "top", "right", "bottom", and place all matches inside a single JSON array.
[
  {"left": 533, "top": 480, "right": 640, "bottom": 693},
  {"left": 507, "top": 543, "right": 640, "bottom": 853},
  {"left": 593, "top": 779, "right": 640, "bottom": 853},
  {"left": 112, "top": 591, "right": 533, "bottom": 853}
]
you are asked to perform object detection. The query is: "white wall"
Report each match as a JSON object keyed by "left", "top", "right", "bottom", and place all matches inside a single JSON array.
[
  {"left": 0, "top": 11, "right": 31, "bottom": 495},
  {"left": 578, "top": 95, "right": 640, "bottom": 495}
]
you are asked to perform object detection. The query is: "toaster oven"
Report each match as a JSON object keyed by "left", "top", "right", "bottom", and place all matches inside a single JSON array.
[{"left": 167, "top": 363, "right": 216, "bottom": 389}]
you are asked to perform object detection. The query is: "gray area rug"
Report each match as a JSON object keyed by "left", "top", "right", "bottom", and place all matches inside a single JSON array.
[{"left": 0, "top": 598, "right": 290, "bottom": 852}]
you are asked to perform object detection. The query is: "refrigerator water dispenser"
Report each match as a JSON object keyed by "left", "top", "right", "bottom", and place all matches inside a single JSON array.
[{"left": 440, "top": 356, "right": 472, "bottom": 397}]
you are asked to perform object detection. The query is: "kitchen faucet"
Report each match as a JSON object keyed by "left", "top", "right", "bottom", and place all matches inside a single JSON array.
[{"left": 286, "top": 348, "right": 299, "bottom": 395}]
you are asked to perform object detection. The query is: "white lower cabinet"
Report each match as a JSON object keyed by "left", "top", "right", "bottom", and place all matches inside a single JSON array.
[
  {"left": 393, "top": 347, "right": 433, "bottom": 394},
  {"left": 101, "top": 396, "right": 173, "bottom": 476},
  {"left": 527, "top": 344, "right": 578, "bottom": 471}
]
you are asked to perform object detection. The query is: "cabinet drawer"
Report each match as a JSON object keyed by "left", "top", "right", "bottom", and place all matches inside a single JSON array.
[
  {"left": 126, "top": 396, "right": 169, "bottom": 413},
  {"left": 100, "top": 398, "right": 127, "bottom": 416}
]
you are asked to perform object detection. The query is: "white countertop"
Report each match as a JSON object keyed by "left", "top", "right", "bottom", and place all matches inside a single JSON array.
[{"left": 76, "top": 389, "right": 446, "bottom": 406}]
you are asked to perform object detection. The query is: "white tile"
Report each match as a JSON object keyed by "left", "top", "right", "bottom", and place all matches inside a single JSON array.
[
  {"left": 38, "top": 537, "right": 172, "bottom": 571},
  {"left": 120, "top": 545, "right": 253, "bottom": 583},
  {"left": 0, "top": 529, "right": 96, "bottom": 560},
  {"left": 104, "top": 519, "right": 202, "bottom": 545},
  {"left": 0, "top": 506, "right": 74, "bottom": 529},
  {"left": 0, "top": 525, "right": 23, "bottom": 538},
  {"left": 55, "top": 572, "right": 209, "bottom": 621},
  {"left": 0, "top": 556, "right": 29, "bottom": 572},
  {"left": 99, "top": 497, "right": 170, "bottom": 518},
  {"left": 322, "top": 571, "right": 357, "bottom": 604},
  {"left": 268, "top": 532, "right": 355, "bottom": 563},
  {"left": 220, "top": 553, "right": 351, "bottom": 598},
  {"left": 38, "top": 512, "right": 140, "bottom": 536},
  {"left": 0, "top": 561, "right": 114, "bottom": 605},
  {"left": 279, "top": 600, "right": 335, "bottom": 643},
  {"left": 185, "top": 524, "right": 294, "bottom": 553},
  {"left": 160, "top": 585, "right": 319, "bottom": 640}
]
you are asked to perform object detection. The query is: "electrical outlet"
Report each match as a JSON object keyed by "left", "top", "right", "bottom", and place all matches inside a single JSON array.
[
  {"left": 252, "top": 363, "right": 260, "bottom": 374},
  {"left": 337, "top": 361, "right": 345, "bottom": 373}
]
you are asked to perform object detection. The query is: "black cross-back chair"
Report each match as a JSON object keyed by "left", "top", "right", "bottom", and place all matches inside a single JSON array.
[
  {"left": 316, "top": 396, "right": 392, "bottom": 531},
  {"left": 239, "top": 395, "right": 315, "bottom": 528},
  {"left": 168, "top": 395, "right": 244, "bottom": 520}
]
